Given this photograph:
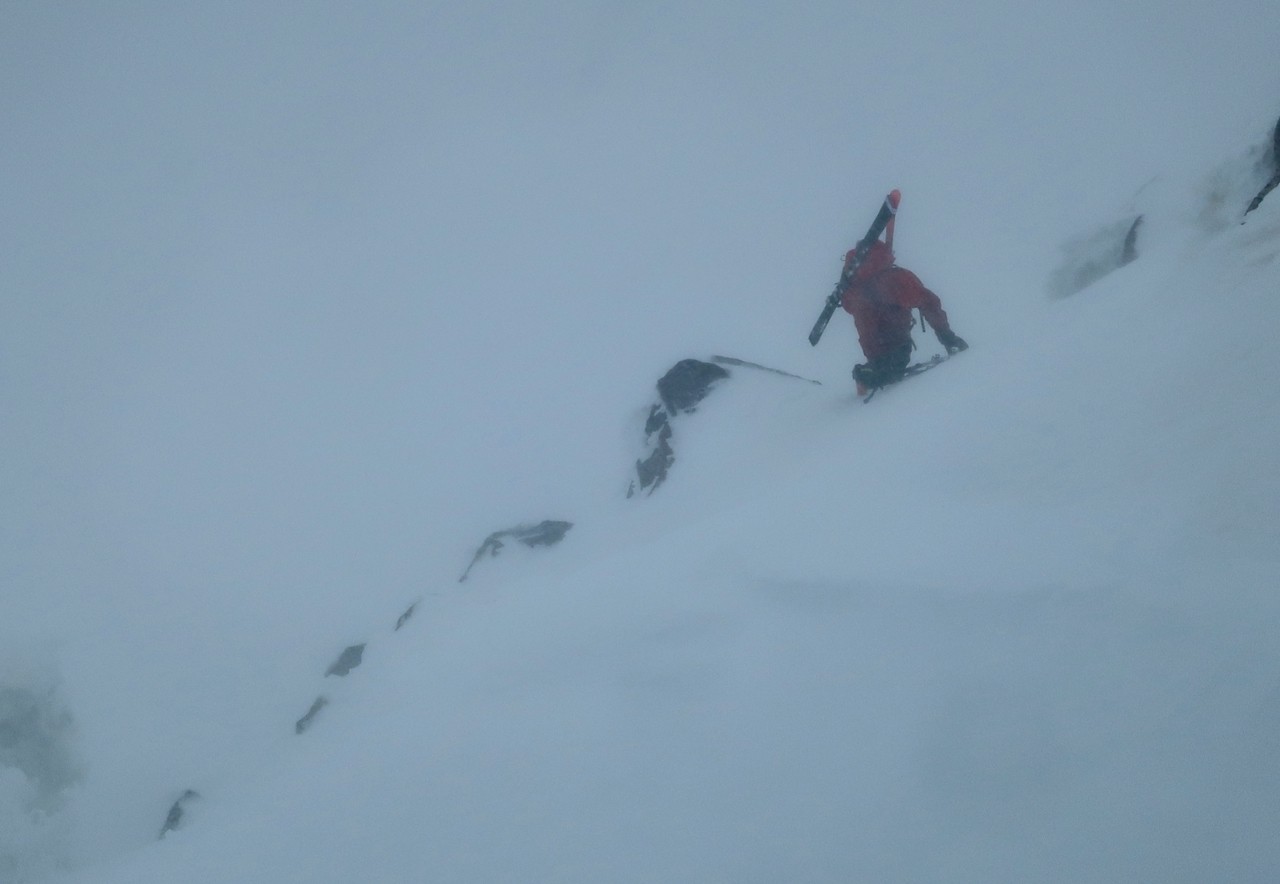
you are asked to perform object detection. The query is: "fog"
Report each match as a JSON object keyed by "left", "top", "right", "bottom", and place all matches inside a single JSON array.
[{"left": 3, "top": 2, "right": 1279, "bottom": 881}]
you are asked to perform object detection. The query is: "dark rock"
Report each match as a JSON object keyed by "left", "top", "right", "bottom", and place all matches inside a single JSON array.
[
  {"left": 643, "top": 403, "right": 668, "bottom": 437},
  {"left": 631, "top": 413, "right": 674, "bottom": 497},
  {"left": 1244, "top": 116, "right": 1280, "bottom": 217},
  {"left": 514, "top": 520, "right": 573, "bottom": 547},
  {"left": 159, "top": 789, "right": 200, "bottom": 839},
  {"left": 627, "top": 356, "right": 821, "bottom": 496},
  {"left": 656, "top": 358, "right": 729, "bottom": 414},
  {"left": 295, "top": 695, "right": 328, "bottom": 734},
  {"left": 325, "top": 644, "right": 366, "bottom": 678},
  {"left": 459, "top": 520, "right": 574, "bottom": 582},
  {"left": 629, "top": 358, "right": 730, "bottom": 497},
  {"left": 1247, "top": 172, "right": 1280, "bottom": 217},
  {"left": 1121, "top": 215, "right": 1142, "bottom": 264},
  {"left": 1047, "top": 214, "right": 1144, "bottom": 299},
  {"left": 394, "top": 600, "right": 419, "bottom": 631}
]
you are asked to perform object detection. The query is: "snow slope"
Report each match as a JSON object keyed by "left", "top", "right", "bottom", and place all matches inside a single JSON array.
[
  {"left": 16, "top": 154, "right": 1280, "bottom": 884},
  {"left": 3, "top": 4, "right": 1280, "bottom": 883}
]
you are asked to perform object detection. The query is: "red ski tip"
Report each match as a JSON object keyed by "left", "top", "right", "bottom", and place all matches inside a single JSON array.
[{"left": 887, "top": 189, "right": 901, "bottom": 210}]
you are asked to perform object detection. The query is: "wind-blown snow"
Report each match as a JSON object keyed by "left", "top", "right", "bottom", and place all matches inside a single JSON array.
[{"left": 3, "top": 3, "right": 1279, "bottom": 882}]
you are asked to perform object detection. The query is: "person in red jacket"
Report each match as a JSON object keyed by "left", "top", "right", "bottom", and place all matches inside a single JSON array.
[{"left": 839, "top": 239, "right": 967, "bottom": 393}]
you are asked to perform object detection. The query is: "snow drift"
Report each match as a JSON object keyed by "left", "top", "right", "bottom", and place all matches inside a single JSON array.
[{"left": 28, "top": 152, "right": 1280, "bottom": 884}]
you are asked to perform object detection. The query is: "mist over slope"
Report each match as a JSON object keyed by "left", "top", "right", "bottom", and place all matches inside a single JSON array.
[
  {"left": 35, "top": 181, "right": 1280, "bottom": 884},
  {"left": 3, "top": 2, "right": 1279, "bottom": 881}
]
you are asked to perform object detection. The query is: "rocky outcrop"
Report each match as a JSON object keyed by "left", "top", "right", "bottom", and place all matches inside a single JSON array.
[
  {"left": 1047, "top": 214, "right": 1143, "bottom": 299},
  {"left": 292, "top": 519, "right": 573, "bottom": 738},
  {"left": 394, "top": 600, "right": 418, "bottom": 631},
  {"left": 655, "top": 358, "right": 731, "bottom": 414},
  {"left": 325, "top": 644, "right": 366, "bottom": 678},
  {"left": 295, "top": 695, "right": 329, "bottom": 735},
  {"left": 158, "top": 789, "right": 200, "bottom": 839},
  {"left": 295, "top": 643, "right": 370, "bottom": 734},
  {"left": 629, "top": 359, "right": 729, "bottom": 497},
  {"left": 628, "top": 356, "right": 819, "bottom": 497},
  {"left": 458, "top": 520, "right": 574, "bottom": 582},
  {"left": 1244, "top": 114, "right": 1280, "bottom": 217},
  {"left": 633, "top": 404, "right": 676, "bottom": 496}
]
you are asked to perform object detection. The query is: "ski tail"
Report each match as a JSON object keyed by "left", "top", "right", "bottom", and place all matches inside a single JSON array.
[
  {"left": 806, "top": 291, "right": 842, "bottom": 347},
  {"left": 808, "top": 189, "right": 900, "bottom": 347}
]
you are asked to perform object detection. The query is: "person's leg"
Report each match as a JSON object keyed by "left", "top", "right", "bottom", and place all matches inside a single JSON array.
[
  {"left": 853, "top": 343, "right": 912, "bottom": 392},
  {"left": 881, "top": 343, "right": 912, "bottom": 381}
]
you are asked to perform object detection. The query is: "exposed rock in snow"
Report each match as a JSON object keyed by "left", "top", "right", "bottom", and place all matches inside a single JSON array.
[
  {"left": 158, "top": 789, "right": 200, "bottom": 839},
  {"left": 1047, "top": 214, "right": 1143, "bottom": 299},
  {"left": 629, "top": 356, "right": 818, "bottom": 497},
  {"left": 458, "top": 520, "right": 574, "bottom": 582},
  {"left": 325, "top": 644, "right": 366, "bottom": 678},
  {"left": 394, "top": 601, "right": 419, "bottom": 632},
  {"left": 294, "top": 696, "right": 328, "bottom": 735},
  {"left": 1244, "top": 113, "right": 1280, "bottom": 217},
  {"left": 291, "top": 608, "right": 417, "bottom": 740},
  {"left": 629, "top": 358, "right": 730, "bottom": 497},
  {"left": 631, "top": 404, "right": 675, "bottom": 497},
  {"left": 655, "top": 358, "right": 731, "bottom": 414}
]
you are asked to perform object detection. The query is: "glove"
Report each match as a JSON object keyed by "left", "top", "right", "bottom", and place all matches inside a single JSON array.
[{"left": 938, "top": 330, "right": 968, "bottom": 355}]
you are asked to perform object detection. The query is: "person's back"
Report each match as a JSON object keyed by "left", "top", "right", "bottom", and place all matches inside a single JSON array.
[{"left": 839, "top": 241, "right": 966, "bottom": 391}]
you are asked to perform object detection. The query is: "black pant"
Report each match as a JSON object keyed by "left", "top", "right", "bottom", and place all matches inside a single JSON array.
[{"left": 855, "top": 342, "right": 912, "bottom": 389}]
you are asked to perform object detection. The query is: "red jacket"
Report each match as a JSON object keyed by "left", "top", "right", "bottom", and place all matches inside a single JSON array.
[{"left": 839, "top": 244, "right": 954, "bottom": 361}]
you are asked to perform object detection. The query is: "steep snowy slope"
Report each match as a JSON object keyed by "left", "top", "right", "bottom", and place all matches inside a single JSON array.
[
  {"left": 33, "top": 170, "right": 1280, "bottom": 884},
  {"left": 4, "top": 4, "right": 1280, "bottom": 883}
]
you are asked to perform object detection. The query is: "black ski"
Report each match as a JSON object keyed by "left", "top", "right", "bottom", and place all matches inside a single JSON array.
[
  {"left": 861, "top": 354, "right": 946, "bottom": 402},
  {"left": 808, "top": 189, "right": 901, "bottom": 346}
]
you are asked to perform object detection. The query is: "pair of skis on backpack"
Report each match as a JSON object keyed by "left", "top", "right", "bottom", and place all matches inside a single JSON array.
[{"left": 810, "top": 188, "right": 960, "bottom": 403}]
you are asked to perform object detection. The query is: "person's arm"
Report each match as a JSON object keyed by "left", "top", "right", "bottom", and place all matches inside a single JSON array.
[{"left": 890, "top": 269, "right": 968, "bottom": 353}]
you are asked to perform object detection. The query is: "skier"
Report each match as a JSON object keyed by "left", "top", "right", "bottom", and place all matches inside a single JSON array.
[{"left": 839, "top": 239, "right": 967, "bottom": 394}]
